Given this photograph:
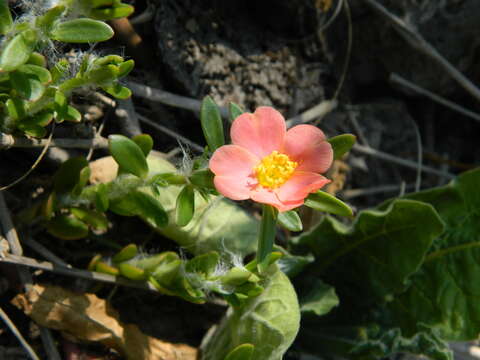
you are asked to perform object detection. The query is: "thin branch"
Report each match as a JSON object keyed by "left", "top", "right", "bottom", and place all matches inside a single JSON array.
[
  {"left": 0, "top": 126, "right": 54, "bottom": 191},
  {"left": 22, "top": 236, "right": 70, "bottom": 267},
  {"left": 389, "top": 73, "right": 480, "bottom": 124},
  {"left": 362, "top": 0, "right": 480, "bottom": 103},
  {"left": 0, "top": 133, "right": 108, "bottom": 150},
  {"left": 137, "top": 113, "right": 205, "bottom": 153},
  {"left": 0, "top": 195, "right": 61, "bottom": 360},
  {"left": 126, "top": 81, "right": 230, "bottom": 118},
  {"left": 286, "top": 100, "right": 338, "bottom": 127},
  {"left": 0, "top": 306, "right": 40, "bottom": 360},
  {"left": 0, "top": 254, "right": 158, "bottom": 293},
  {"left": 352, "top": 143, "right": 455, "bottom": 179},
  {"left": 340, "top": 184, "right": 415, "bottom": 199}
]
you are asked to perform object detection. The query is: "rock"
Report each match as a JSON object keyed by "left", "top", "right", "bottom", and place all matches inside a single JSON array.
[
  {"left": 349, "top": 0, "right": 480, "bottom": 95},
  {"left": 154, "top": 0, "right": 331, "bottom": 113}
]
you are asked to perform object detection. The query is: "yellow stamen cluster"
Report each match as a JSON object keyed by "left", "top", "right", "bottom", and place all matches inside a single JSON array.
[{"left": 255, "top": 151, "right": 298, "bottom": 189}]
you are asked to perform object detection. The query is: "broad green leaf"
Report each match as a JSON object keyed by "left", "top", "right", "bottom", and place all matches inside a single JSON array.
[
  {"left": 175, "top": 185, "right": 195, "bottom": 226},
  {"left": 201, "top": 266, "right": 300, "bottom": 360},
  {"left": 305, "top": 190, "right": 353, "bottom": 217},
  {"left": 17, "top": 123, "right": 46, "bottom": 138},
  {"left": 109, "top": 134, "right": 148, "bottom": 178},
  {"left": 275, "top": 246, "right": 314, "bottom": 278},
  {"left": 385, "top": 168, "right": 480, "bottom": 340},
  {"left": 0, "top": 29, "right": 37, "bottom": 72},
  {"left": 300, "top": 279, "right": 339, "bottom": 316},
  {"left": 299, "top": 324, "right": 452, "bottom": 360},
  {"left": 225, "top": 344, "right": 254, "bottom": 360},
  {"left": 277, "top": 210, "right": 302, "bottom": 232},
  {"left": 293, "top": 199, "right": 444, "bottom": 303},
  {"left": 200, "top": 96, "right": 224, "bottom": 151},
  {"left": 18, "top": 64, "right": 51, "bottom": 84},
  {"left": 49, "top": 18, "right": 114, "bottom": 43},
  {"left": 349, "top": 327, "right": 453, "bottom": 360},
  {"left": 46, "top": 215, "right": 89, "bottom": 240},
  {"left": 328, "top": 133, "right": 356, "bottom": 160},
  {"left": 54, "top": 157, "right": 89, "bottom": 194},
  {"left": 132, "top": 134, "right": 153, "bottom": 157},
  {"left": 70, "top": 208, "right": 108, "bottom": 230},
  {"left": 0, "top": 0, "right": 13, "bottom": 35},
  {"left": 229, "top": 102, "right": 244, "bottom": 123},
  {"left": 112, "top": 244, "right": 138, "bottom": 263}
]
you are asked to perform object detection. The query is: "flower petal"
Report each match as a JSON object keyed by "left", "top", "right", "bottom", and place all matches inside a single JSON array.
[
  {"left": 250, "top": 187, "right": 304, "bottom": 212},
  {"left": 231, "top": 106, "right": 286, "bottom": 158},
  {"left": 284, "top": 124, "right": 333, "bottom": 173},
  {"left": 277, "top": 171, "right": 331, "bottom": 203},
  {"left": 214, "top": 175, "right": 256, "bottom": 200},
  {"left": 210, "top": 144, "right": 259, "bottom": 177}
]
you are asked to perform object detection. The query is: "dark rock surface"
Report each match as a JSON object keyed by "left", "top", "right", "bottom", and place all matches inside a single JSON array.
[{"left": 154, "top": 0, "right": 334, "bottom": 113}]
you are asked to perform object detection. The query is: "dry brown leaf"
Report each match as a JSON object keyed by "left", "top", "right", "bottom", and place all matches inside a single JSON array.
[
  {"left": 325, "top": 160, "right": 350, "bottom": 195},
  {"left": 12, "top": 284, "right": 198, "bottom": 360}
]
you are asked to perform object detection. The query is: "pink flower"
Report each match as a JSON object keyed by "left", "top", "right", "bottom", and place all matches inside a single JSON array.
[{"left": 209, "top": 106, "right": 333, "bottom": 212}]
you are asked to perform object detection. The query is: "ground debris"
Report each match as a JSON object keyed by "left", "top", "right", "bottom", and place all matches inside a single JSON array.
[{"left": 12, "top": 284, "right": 198, "bottom": 360}]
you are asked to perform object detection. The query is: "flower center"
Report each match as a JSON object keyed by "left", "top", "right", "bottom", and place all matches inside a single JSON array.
[{"left": 254, "top": 151, "right": 298, "bottom": 189}]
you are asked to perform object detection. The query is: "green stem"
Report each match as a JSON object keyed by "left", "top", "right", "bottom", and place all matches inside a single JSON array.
[{"left": 256, "top": 204, "right": 277, "bottom": 273}]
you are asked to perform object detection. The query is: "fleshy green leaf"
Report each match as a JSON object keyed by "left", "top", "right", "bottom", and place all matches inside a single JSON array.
[
  {"left": 70, "top": 208, "right": 108, "bottom": 230},
  {"left": 293, "top": 199, "right": 444, "bottom": 303},
  {"left": 201, "top": 266, "right": 300, "bottom": 360},
  {"left": 185, "top": 251, "right": 219, "bottom": 278},
  {"left": 385, "top": 168, "right": 480, "bottom": 340},
  {"left": 300, "top": 279, "right": 339, "bottom": 316},
  {"left": 189, "top": 169, "right": 215, "bottom": 189},
  {"left": 117, "top": 59, "right": 134, "bottom": 78},
  {"left": 175, "top": 185, "right": 195, "bottom": 227},
  {"left": 0, "top": 30, "right": 37, "bottom": 72},
  {"left": 5, "top": 98, "right": 26, "bottom": 120},
  {"left": 90, "top": 4, "right": 135, "bottom": 20},
  {"left": 118, "top": 263, "right": 145, "bottom": 280},
  {"left": 46, "top": 215, "right": 89, "bottom": 240},
  {"left": 109, "top": 134, "right": 149, "bottom": 178},
  {"left": 278, "top": 210, "right": 303, "bottom": 232},
  {"left": 49, "top": 18, "right": 114, "bottom": 43},
  {"left": 129, "top": 190, "right": 168, "bottom": 228},
  {"left": 229, "top": 102, "right": 244, "bottom": 123},
  {"left": 103, "top": 83, "right": 131, "bottom": 99},
  {"left": 54, "top": 157, "right": 89, "bottom": 194},
  {"left": 112, "top": 244, "right": 138, "bottom": 263},
  {"left": 10, "top": 68, "right": 45, "bottom": 101},
  {"left": 26, "top": 52, "right": 47, "bottom": 67},
  {"left": 328, "top": 133, "right": 356, "bottom": 160},
  {"left": 224, "top": 344, "right": 254, "bottom": 360},
  {"left": 200, "top": 96, "right": 224, "bottom": 152},
  {"left": 132, "top": 134, "right": 153, "bottom": 157},
  {"left": 95, "top": 183, "right": 109, "bottom": 212},
  {"left": 72, "top": 166, "right": 91, "bottom": 196},
  {"left": 0, "top": 0, "right": 13, "bottom": 35},
  {"left": 305, "top": 190, "right": 353, "bottom": 217}
]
